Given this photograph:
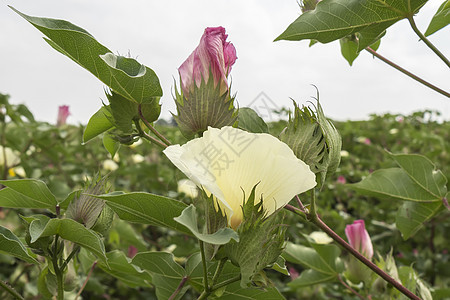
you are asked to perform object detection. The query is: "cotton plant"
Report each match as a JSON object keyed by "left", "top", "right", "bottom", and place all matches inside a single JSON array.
[{"left": 0, "top": 5, "right": 447, "bottom": 300}]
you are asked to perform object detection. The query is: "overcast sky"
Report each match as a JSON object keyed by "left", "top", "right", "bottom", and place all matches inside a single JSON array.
[{"left": 1, "top": 0, "right": 449, "bottom": 125}]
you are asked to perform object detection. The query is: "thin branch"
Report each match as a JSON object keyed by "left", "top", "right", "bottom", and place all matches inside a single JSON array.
[
  {"left": 75, "top": 261, "right": 97, "bottom": 300},
  {"left": 0, "top": 280, "right": 25, "bottom": 300},
  {"left": 211, "top": 258, "right": 227, "bottom": 286},
  {"left": 338, "top": 274, "right": 367, "bottom": 300},
  {"left": 365, "top": 47, "right": 450, "bottom": 98},
  {"left": 138, "top": 105, "right": 172, "bottom": 146},
  {"left": 407, "top": 16, "right": 450, "bottom": 68},
  {"left": 199, "top": 241, "right": 209, "bottom": 292},
  {"left": 169, "top": 276, "right": 189, "bottom": 300},
  {"left": 133, "top": 119, "right": 168, "bottom": 148}
]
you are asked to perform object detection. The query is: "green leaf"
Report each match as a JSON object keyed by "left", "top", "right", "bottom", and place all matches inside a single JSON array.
[
  {"left": 349, "top": 168, "right": 442, "bottom": 202},
  {"left": 271, "top": 256, "right": 290, "bottom": 276},
  {"left": 390, "top": 153, "right": 447, "bottom": 198},
  {"left": 96, "top": 250, "right": 152, "bottom": 287},
  {"left": 283, "top": 242, "right": 341, "bottom": 275},
  {"left": 83, "top": 106, "right": 114, "bottom": 144},
  {"left": 174, "top": 205, "right": 239, "bottom": 245},
  {"left": 275, "top": 0, "right": 427, "bottom": 50},
  {"left": 29, "top": 218, "right": 107, "bottom": 263},
  {"left": 238, "top": 107, "right": 269, "bottom": 133},
  {"left": 220, "top": 282, "right": 286, "bottom": 299},
  {"left": 425, "top": 0, "right": 450, "bottom": 36},
  {"left": 0, "top": 179, "right": 57, "bottom": 211},
  {"left": 396, "top": 201, "right": 443, "bottom": 239},
  {"left": 95, "top": 192, "right": 191, "bottom": 235},
  {"left": 11, "top": 7, "right": 162, "bottom": 104},
  {"left": 340, "top": 36, "right": 359, "bottom": 66},
  {"left": 132, "top": 252, "right": 187, "bottom": 300},
  {"left": 103, "top": 133, "right": 120, "bottom": 159},
  {"left": 0, "top": 226, "right": 38, "bottom": 264},
  {"left": 288, "top": 269, "right": 336, "bottom": 288}
]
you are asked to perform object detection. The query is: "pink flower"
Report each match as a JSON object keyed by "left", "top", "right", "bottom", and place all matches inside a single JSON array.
[
  {"left": 127, "top": 245, "right": 138, "bottom": 258},
  {"left": 178, "top": 27, "right": 237, "bottom": 96},
  {"left": 337, "top": 175, "right": 346, "bottom": 184},
  {"left": 57, "top": 105, "right": 70, "bottom": 126},
  {"left": 345, "top": 220, "right": 373, "bottom": 260},
  {"left": 364, "top": 138, "right": 371, "bottom": 145}
]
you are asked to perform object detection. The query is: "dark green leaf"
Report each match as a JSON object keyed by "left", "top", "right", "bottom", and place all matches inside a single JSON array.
[
  {"left": 288, "top": 269, "right": 336, "bottom": 288},
  {"left": 29, "top": 218, "right": 107, "bottom": 263},
  {"left": 275, "top": 0, "right": 427, "bottom": 50},
  {"left": 238, "top": 107, "right": 269, "bottom": 133},
  {"left": 103, "top": 133, "right": 120, "bottom": 159},
  {"left": 220, "top": 282, "right": 286, "bottom": 299},
  {"left": 0, "top": 179, "right": 57, "bottom": 211},
  {"left": 97, "top": 250, "right": 152, "bottom": 287},
  {"left": 349, "top": 168, "right": 442, "bottom": 202},
  {"left": 0, "top": 226, "right": 38, "bottom": 264},
  {"left": 133, "top": 252, "right": 187, "bottom": 300},
  {"left": 425, "top": 0, "right": 450, "bottom": 36},
  {"left": 174, "top": 205, "right": 239, "bottom": 245},
  {"left": 83, "top": 106, "right": 114, "bottom": 144},
  {"left": 11, "top": 7, "right": 162, "bottom": 104},
  {"left": 96, "top": 192, "right": 191, "bottom": 235},
  {"left": 396, "top": 201, "right": 443, "bottom": 239}
]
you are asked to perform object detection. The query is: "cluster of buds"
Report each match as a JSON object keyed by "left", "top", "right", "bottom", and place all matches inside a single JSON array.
[{"left": 174, "top": 27, "right": 238, "bottom": 138}]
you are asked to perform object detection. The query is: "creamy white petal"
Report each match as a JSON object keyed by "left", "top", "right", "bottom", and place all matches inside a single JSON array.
[{"left": 163, "top": 126, "right": 316, "bottom": 228}]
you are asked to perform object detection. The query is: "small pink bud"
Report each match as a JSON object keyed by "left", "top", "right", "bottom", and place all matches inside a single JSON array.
[
  {"left": 288, "top": 265, "right": 299, "bottom": 280},
  {"left": 178, "top": 27, "right": 237, "bottom": 96},
  {"left": 57, "top": 105, "right": 70, "bottom": 126},
  {"left": 337, "top": 175, "right": 346, "bottom": 184},
  {"left": 345, "top": 220, "right": 373, "bottom": 260},
  {"left": 127, "top": 245, "right": 138, "bottom": 258},
  {"left": 364, "top": 138, "right": 371, "bottom": 145}
]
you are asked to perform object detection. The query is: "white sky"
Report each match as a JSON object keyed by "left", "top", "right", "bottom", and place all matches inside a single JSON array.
[{"left": 1, "top": 0, "right": 449, "bottom": 125}]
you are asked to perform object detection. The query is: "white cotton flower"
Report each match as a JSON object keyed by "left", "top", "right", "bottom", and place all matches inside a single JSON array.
[
  {"left": 131, "top": 154, "right": 145, "bottom": 164},
  {"left": 102, "top": 159, "right": 118, "bottom": 171},
  {"left": 340, "top": 150, "right": 349, "bottom": 158},
  {"left": 13, "top": 166, "right": 26, "bottom": 177},
  {"left": 163, "top": 126, "right": 316, "bottom": 229},
  {"left": 177, "top": 179, "right": 199, "bottom": 199},
  {"left": 389, "top": 128, "right": 399, "bottom": 134},
  {"left": 0, "top": 146, "right": 20, "bottom": 166},
  {"left": 112, "top": 154, "right": 120, "bottom": 163},
  {"left": 129, "top": 139, "right": 143, "bottom": 149},
  {"left": 309, "top": 231, "right": 333, "bottom": 244}
]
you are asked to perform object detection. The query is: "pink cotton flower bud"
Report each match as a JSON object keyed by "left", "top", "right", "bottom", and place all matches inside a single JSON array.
[
  {"left": 57, "top": 105, "right": 70, "bottom": 126},
  {"left": 337, "top": 175, "right": 346, "bottom": 184},
  {"left": 345, "top": 220, "right": 373, "bottom": 260},
  {"left": 178, "top": 26, "right": 237, "bottom": 96}
]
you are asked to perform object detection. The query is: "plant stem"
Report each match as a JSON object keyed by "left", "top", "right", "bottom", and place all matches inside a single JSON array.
[
  {"left": 199, "top": 241, "right": 209, "bottom": 293},
  {"left": 138, "top": 105, "right": 172, "bottom": 146},
  {"left": 60, "top": 245, "right": 80, "bottom": 272},
  {"left": 211, "top": 258, "right": 227, "bottom": 286},
  {"left": 311, "top": 215, "right": 421, "bottom": 300},
  {"left": 338, "top": 274, "right": 366, "bottom": 300},
  {"left": 75, "top": 261, "right": 97, "bottom": 300},
  {"left": 197, "top": 275, "right": 241, "bottom": 300},
  {"left": 52, "top": 235, "right": 64, "bottom": 300},
  {"left": 365, "top": 47, "right": 450, "bottom": 98},
  {"left": 133, "top": 119, "right": 167, "bottom": 148},
  {"left": 407, "top": 15, "right": 450, "bottom": 68},
  {"left": 168, "top": 276, "right": 189, "bottom": 300},
  {"left": 0, "top": 280, "right": 24, "bottom": 300}
]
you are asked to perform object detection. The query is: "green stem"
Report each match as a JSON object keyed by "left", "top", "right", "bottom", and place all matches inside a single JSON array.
[
  {"left": 211, "top": 258, "right": 227, "bottom": 286},
  {"left": 52, "top": 235, "right": 64, "bottom": 300},
  {"left": 407, "top": 15, "right": 450, "bottom": 68},
  {"left": 133, "top": 119, "right": 167, "bottom": 148},
  {"left": 199, "top": 241, "right": 209, "bottom": 293},
  {"left": 197, "top": 275, "right": 241, "bottom": 300},
  {"left": 0, "top": 280, "right": 24, "bottom": 300},
  {"left": 365, "top": 47, "right": 450, "bottom": 98},
  {"left": 138, "top": 105, "right": 172, "bottom": 146},
  {"left": 60, "top": 245, "right": 80, "bottom": 272}
]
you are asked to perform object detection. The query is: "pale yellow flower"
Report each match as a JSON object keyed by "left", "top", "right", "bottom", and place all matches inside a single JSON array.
[
  {"left": 177, "top": 179, "right": 199, "bottom": 199},
  {"left": 309, "top": 231, "right": 333, "bottom": 244},
  {"left": 131, "top": 154, "right": 145, "bottom": 164},
  {"left": 102, "top": 159, "right": 118, "bottom": 171},
  {"left": 12, "top": 166, "right": 26, "bottom": 177},
  {"left": 0, "top": 146, "right": 20, "bottom": 166},
  {"left": 164, "top": 126, "right": 316, "bottom": 229}
]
